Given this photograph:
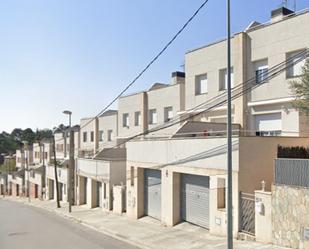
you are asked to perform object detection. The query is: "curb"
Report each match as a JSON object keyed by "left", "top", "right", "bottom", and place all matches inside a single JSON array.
[{"left": 1, "top": 197, "right": 153, "bottom": 249}]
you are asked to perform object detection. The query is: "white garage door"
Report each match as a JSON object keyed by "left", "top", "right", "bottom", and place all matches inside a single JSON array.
[
  {"left": 181, "top": 174, "right": 210, "bottom": 229},
  {"left": 255, "top": 113, "right": 282, "bottom": 132}
]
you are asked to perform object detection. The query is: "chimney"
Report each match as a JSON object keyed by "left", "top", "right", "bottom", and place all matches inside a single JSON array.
[
  {"left": 271, "top": 7, "right": 294, "bottom": 23},
  {"left": 171, "top": 71, "right": 185, "bottom": 85}
]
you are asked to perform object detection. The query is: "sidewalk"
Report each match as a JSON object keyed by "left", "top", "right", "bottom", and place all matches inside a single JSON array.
[{"left": 1, "top": 196, "right": 289, "bottom": 249}]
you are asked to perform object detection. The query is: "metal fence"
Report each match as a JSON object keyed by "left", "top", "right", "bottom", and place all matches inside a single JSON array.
[
  {"left": 239, "top": 192, "right": 255, "bottom": 235},
  {"left": 275, "top": 159, "right": 309, "bottom": 188}
]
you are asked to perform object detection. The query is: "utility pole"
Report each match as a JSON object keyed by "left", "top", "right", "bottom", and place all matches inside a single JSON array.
[
  {"left": 52, "top": 135, "right": 61, "bottom": 208},
  {"left": 68, "top": 129, "right": 75, "bottom": 212},
  {"left": 23, "top": 142, "right": 31, "bottom": 202},
  {"left": 227, "top": 0, "right": 233, "bottom": 248},
  {"left": 42, "top": 143, "right": 46, "bottom": 199}
]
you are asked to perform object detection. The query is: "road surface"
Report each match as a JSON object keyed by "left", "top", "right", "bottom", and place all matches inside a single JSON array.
[{"left": 0, "top": 199, "right": 139, "bottom": 249}]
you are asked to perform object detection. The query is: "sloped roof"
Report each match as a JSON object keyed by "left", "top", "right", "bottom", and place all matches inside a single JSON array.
[
  {"left": 99, "top": 110, "right": 118, "bottom": 117},
  {"left": 172, "top": 121, "right": 241, "bottom": 138},
  {"left": 94, "top": 148, "right": 126, "bottom": 161},
  {"left": 148, "top": 83, "right": 169, "bottom": 91}
]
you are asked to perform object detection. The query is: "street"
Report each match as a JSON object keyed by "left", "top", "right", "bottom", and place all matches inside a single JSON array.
[{"left": 0, "top": 200, "right": 139, "bottom": 249}]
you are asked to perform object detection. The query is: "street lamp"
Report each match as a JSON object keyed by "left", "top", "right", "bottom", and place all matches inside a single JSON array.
[
  {"left": 62, "top": 110, "right": 74, "bottom": 213},
  {"left": 63, "top": 110, "right": 72, "bottom": 127}
]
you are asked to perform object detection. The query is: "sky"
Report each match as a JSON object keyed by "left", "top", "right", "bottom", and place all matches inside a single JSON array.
[{"left": 0, "top": 0, "right": 308, "bottom": 133}]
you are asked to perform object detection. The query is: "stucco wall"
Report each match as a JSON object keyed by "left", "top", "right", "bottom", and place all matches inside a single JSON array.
[
  {"left": 272, "top": 185, "right": 309, "bottom": 249},
  {"left": 127, "top": 137, "right": 239, "bottom": 171},
  {"left": 247, "top": 12, "right": 309, "bottom": 102},
  {"left": 238, "top": 136, "right": 309, "bottom": 193},
  {"left": 147, "top": 83, "right": 185, "bottom": 135},
  {"left": 118, "top": 92, "right": 147, "bottom": 138},
  {"left": 98, "top": 113, "right": 118, "bottom": 148}
]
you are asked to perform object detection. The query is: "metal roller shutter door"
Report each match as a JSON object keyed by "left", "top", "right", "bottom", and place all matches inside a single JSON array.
[
  {"left": 181, "top": 174, "right": 210, "bottom": 229},
  {"left": 144, "top": 169, "right": 161, "bottom": 220}
]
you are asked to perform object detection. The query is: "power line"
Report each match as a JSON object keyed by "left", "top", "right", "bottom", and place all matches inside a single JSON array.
[
  {"left": 78, "top": 0, "right": 211, "bottom": 131},
  {"left": 94, "top": 49, "right": 308, "bottom": 156}
]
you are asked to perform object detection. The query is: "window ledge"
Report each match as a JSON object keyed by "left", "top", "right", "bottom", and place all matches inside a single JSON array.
[{"left": 217, "top": 208, "right": 226, "bottom": 212}]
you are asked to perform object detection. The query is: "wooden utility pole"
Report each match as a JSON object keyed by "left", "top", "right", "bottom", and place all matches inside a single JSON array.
[
  {"left": 68, "top": 129, "right": 75, "bottom": 212},
  {"left": 52, "top": 136, "right": 61, "bottom": 208}
]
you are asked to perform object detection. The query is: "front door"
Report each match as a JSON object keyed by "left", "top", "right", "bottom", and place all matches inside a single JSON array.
[{"left": 144, "top": 169, "right": 161, "bottom": 220}]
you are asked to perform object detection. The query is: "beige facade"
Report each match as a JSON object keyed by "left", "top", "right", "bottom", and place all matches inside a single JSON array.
[
  {"left": 118, "top": 72, "right": 186, "bottom": 140},
  {"left": 15, "top": 149, "right": 25, "bottom": 168},
  {"left": 79, "top": 110, "right": 118, "bottom": 157},
  {"left": 76, "top": 148, "right": 126, "bottom": 211},
  {"left": 184, "top": 8, "right": 309, "bottom": 137},
  {"left": 126, "top": 135, "right": 309, "bottom": 237}
]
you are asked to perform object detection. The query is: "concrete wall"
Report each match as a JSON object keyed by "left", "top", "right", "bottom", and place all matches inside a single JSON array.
[
  {"left": 247, "top": 11, "right": 309, "bottom": 102},
  {"left": 272, "top": 185, "right": 309, "bottom": 249},
  {"left": 98, "top": 113, "right": 118, "bottom": 149},
  {"left": 80, "top": 117, "right": 96, "bottom": 155},
  {"left": 76, "top": 158, "right": 110, "bottom": 181},
  {"left": 184, "top": 32, "right": 246, "bottom": 127},
  {"left": 238, "top": 136, "right": 309, "bottom": 193},
  {"left": 255, "top": 190, "right": 272, "bottom": 243},
  {"left": 127, "top": 137, "right": 240, "bottom": 171},
  {"left": 118, "top": 92, "right": 147, "bottom": 139},
  {"left": 147, "top": 83, "right": 185, "bottom": 136},
  {"left": 33, "top": 143, "right": 42, "bottom": 165},
  {"left": 54, "top": 132, "right": 65, "bottom": 159},
  {"left": 16, "top": 150, "right": 25, "bottom": 168}
]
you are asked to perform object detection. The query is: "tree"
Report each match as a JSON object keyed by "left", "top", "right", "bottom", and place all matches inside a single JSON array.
[{"left": 290, "top": 58, "right": 309, "bottom": 115}]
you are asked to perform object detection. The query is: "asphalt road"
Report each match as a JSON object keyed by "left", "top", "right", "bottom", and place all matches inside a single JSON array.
[{"left": 0, "top": 200, "right": 139, "bottom": 249}]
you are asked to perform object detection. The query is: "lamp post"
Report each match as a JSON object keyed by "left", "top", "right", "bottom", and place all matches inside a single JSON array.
[
  {"left": 62, "top": 110, "right": 74, "bottom": 213},
  {"left": 63, "top": 110, "right": 72, "bottom": 127}
]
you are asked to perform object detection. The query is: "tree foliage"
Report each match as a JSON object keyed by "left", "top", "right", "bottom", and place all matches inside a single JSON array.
[
  {"left": 0, "top": 128, "right": 53, "bottom": 156},
  {"left": 290, "top": 58, "right": 309, "bottom": 115}
]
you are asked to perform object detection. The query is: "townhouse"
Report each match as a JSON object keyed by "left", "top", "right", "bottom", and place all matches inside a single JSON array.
[
  {"left": 185, "top": 7, "right": 309, "bottom": 136},
  {"left": 46, "top": 126, "right": 80, "bottom": 202},
  {"left": 117, "top": 71, "right": 186, "bottom": 139},
  {"left": 125, "top": 6, "right": 309, "bottom": 239},
  {"left": 76, "top": 110, "right": 126, "bottom": 211},
  {"left": 15, "top": 149, "right": 25, "bottom": 168},
  {"left": 26, "top": 140, "right": 53, "bottom": 199}
]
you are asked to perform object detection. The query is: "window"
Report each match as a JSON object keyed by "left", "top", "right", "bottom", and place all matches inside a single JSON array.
[
  {"left": 134, "top": 111, "right": 141, "bottom": 126},
  {"left": 123, "top": 113, "right": 130, "bottom": 127},
  {"left": 130, "top": 166, "right": 134, "bottom": 186},
  {"left": 99, "top": 130, "right": 104, "bottom": 142},
  {"left": 83, "top": 132, "right": 87, "bottom": 142},
  {"left": 219, "top": 68, "right": 234, "bottom": 90},
  {"left": 286, "top": 50, "right": 306, "bottom": 78},
  {"left": 148, "top": 109, "right": 157, "bottom": 124},
  {"left": 164, "top": 107, "right": 173, "bottom": 122},
  {"left": 44, "top": 152, "right": 48, "bottom": 159},
  {"left": 254, "top": 59, "right": 268, "bottom": 84},
  {"left": 90, "top": 131, "right": 94, "bottom": 142},
  {"left": 217, "top": 178, "right": 226, "bottom": 209},
  {"left": 107, "top": 130, "right": 113, "bottom": 141},
  {"left": 195, "top": 74, "right": 208, "bottom": 95}
]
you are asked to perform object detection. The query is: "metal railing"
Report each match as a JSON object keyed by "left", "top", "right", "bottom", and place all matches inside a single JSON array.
[
  {"left": 275, "top": 158, "right": 309, "bottom": 188},
  {"left": 239, "top": 192, "right": 255, "bottom": 235}
]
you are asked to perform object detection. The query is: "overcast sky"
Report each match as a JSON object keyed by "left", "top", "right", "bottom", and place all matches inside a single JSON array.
[{"left": 1, "top": 0, "right": 308, "bottom": 133}]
